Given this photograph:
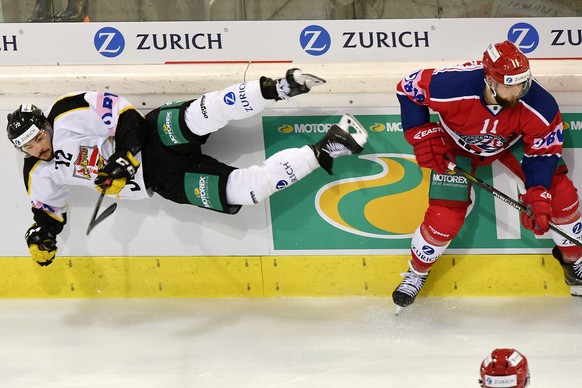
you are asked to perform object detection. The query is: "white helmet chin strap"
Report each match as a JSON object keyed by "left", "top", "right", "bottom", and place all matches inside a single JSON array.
[{"left": 485, "top": 77, "right": 498, "bottom": 99}]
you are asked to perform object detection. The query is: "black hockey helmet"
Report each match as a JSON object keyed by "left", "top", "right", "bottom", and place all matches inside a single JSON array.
[{"left": 7, "top": 104, "right": 47, "bottom": 147}]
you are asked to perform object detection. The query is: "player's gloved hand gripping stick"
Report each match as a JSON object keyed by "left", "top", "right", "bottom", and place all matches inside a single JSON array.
[
  {"left": 87, "top": 151, "right": 139, "bottom": 235},
  {"left": 446, "top": 161, "right": 582, "bottom": 248}
]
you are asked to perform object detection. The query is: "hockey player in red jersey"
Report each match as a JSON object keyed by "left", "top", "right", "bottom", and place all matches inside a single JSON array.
[
  {"left": 6, "top": 69, "right": 367, "bottom": 266},
  {"left": 393, "top": 40, "right": 582, "bottom": 309},
  {"left": 479, "top": 348, "right": 530, "bottom": 388}
]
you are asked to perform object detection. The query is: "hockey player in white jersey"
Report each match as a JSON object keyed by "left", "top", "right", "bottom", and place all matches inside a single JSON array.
[{"left": 6, "top": 69, "right": 368, "bottom": 266}]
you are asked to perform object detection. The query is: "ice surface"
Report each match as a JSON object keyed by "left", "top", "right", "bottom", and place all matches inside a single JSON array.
[{"left": 0, "top": 297, "right": 580, "bottom": 387}]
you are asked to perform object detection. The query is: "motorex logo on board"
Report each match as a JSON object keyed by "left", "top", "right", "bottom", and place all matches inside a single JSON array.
[
  {"left": 300, "top": 25, "right": 331, "bottom": 56},
  {"left": 507, "top": 22, "right": 539, "bottom": 53},
  {"left": 315, "top": 154, "right": 431, "bottom": 239},
  {"left": 94, "top": 27, "right": 125, "bottom": 58},
  {"left": 263, "top": 114, "right": 553, "bottom": 251}
]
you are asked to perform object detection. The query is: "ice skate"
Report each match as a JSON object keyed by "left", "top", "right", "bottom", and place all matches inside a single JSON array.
[
  {"left": 54, "top": 0, "right": 89, "bottom": 22},
  {"left": 27, "top": 0, "right": 54, "bottom": 22},
  {"left": 277, "top": 68, "right": 326, "bottom": 99},
  {"left": 552, "top": 246, "right": 582, "bottom": 296},
  {"left": 260, "top": 68, "right": 326, "bottom": 101},
  {"left": 310, "top": 114, "right": 368, "bottom": 175},
  {"left": 392, "top": 261, "right": 430, "bottom": 312}
]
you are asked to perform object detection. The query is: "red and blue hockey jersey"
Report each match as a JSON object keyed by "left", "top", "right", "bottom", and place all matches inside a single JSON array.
[{"left": 396, "top": 62, "right": 564, "bottom": 189}]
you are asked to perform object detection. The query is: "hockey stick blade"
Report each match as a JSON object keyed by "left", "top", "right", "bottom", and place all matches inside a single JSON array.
[
  {"left": 94, "top": 203, "right": 117, "bottom": 228},
  {"left": 447, "top": 161, "right": 582, "bottom": 248},
  {"left": 87, "top": 179, "right": 117, "bottom": 235},
  {"left": 87, "top": 202, "right": 117, "bottom": 235}
]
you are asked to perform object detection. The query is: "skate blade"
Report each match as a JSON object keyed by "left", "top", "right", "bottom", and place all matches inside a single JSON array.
[
  {"left": 302, "top": 73, "right": 327, "bottom": 88},
  {"left": 338, "top": 114, "right": 369, "bottom": 147},
  {"left": 570, "top": 285, "right": 582, "bottom": 296}
]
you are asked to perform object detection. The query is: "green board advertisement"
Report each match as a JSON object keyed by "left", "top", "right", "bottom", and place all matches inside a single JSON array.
[{"left": 263, "top": 113, "right": 582, "bottom": 251}]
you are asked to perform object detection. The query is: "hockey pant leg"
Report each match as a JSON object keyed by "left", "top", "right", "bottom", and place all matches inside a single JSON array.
[
  {"left": 409, "top": 159, "right": 472, "bottom": 272},
  {"left": 226, "top": 146, "right": 320, "bottom": 205},
  {"left": 186, "top": 80, "right": 274, "bottom": 137}
]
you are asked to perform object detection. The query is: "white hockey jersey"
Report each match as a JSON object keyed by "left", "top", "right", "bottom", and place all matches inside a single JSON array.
[{"left": 25, "top": 91, "right": 150, "bottom": 224}]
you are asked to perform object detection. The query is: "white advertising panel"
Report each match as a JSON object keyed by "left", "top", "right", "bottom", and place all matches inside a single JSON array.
[{"left": 0, "top": 18, "right": 580, "bottom": 65}]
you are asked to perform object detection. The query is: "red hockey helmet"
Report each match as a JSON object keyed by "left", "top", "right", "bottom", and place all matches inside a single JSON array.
[
  {"left": 479, "top": 348, "right": 530, "bottom": 388},
  {"left": 483, "top": 41, "right": 531, "bottom": 85}
]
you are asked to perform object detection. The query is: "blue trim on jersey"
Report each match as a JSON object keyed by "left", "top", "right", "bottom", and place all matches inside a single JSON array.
[
  {"left": 520, "top": 80, "right": 560, "bottom": 124},
  {"left": 522, "top": 155, "right": 559, "bottom": 189},
  {"left": 398, "top": 93, "right": 430, "bottom": 130},
  {"left": 429, "top": 67, "right": 485, "bottom": 100}
]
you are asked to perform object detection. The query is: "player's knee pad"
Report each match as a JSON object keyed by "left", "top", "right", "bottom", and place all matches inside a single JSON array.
[
  {"left": 423, "top": 204, "right": 468, "bottom": 242},
  {"left": 550, "top": 172, "right": 579, "bottom": 219}
]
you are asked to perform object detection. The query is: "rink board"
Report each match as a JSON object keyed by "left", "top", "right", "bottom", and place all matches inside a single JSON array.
[{"left": 0, "top": 254, "right": 570, "bottom": 298}]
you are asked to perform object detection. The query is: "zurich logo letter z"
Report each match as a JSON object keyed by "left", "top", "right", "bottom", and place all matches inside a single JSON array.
[
  {"left": 223, "top": 92, "right": 236, "bottom": 105},
  {"left": 300, "top": 25, "right": 331, "bottom": 56},
  {"left": 507, "top": 22, "right": 539, "bottom": 54},
  {"left": 94, "top": 27, "right": 125, "bottom": 58}
]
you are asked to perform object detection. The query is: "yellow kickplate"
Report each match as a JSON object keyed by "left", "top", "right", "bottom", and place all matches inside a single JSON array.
[
  {"left": 0, "top": 253, "right": 570, "bottom": 298},
  {"left": 263, "top": 254, "right": 570, "bottom": 297},
  {"left": 0, "top": 256, "right": 263, "bottom": 298}
]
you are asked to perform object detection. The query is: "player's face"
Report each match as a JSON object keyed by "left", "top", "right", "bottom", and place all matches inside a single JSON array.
[
  {"left": 489, "top": 77, "right": 531, "bottom": 109},
  {"left": 21, "top": 128, "right": 53, "bottom": 160}
]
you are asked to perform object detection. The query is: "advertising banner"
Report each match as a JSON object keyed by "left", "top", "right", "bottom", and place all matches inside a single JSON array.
[
  {"left": 0, "top": 18, "right": 580, "bottom": 65},
  {"left": 263, "top": 113, "right": 582, "bottom": 253}
]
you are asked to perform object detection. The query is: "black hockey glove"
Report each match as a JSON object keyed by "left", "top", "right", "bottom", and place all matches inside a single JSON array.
[
  {"left": 95, "top": 150, "right": 140, "bottom": 195},
  {"left": 25, "top": 224, "right": 57, "bottom": 267}
]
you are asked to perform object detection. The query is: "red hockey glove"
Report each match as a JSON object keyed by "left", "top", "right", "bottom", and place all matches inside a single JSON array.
[
  {"left": 404, "top": 122, "right": 451, "bottom": 174},
  {"left": 519, "top": 186, "right": 552, "bottom": 235}
]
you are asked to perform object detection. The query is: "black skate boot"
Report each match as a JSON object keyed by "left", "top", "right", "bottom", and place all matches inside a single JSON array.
[
  {"left": 392, "top": 261, "right": 430, "bottom": 309},
  {"left": 260, "top": 68, "right": 326, "bottom": 101},
  {"left": 27, "top": 0, "right": 54, "bottom": 22},
  {"left": 54, "top": 0, "right": 89, "bottom": 22},
  {"left": 552, "top": 246, "right": 582, "bottom": 296},
  {"left": 310, "top": 114, "right": 368, "bottom": 175}
]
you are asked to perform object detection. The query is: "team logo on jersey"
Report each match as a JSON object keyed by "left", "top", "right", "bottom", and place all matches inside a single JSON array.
[
  {"left": 74, "top": 145, "right": 101, "bottom": 180},
  {"left": 507, "top": 22, "right": 539, "bottom": 54},
  {"left": 457, "top": 133, "right": 510, "bottom": 153},
  {"left": 300, "top": 25, "right": 331, "bottom": 56},
  {"left": 94, "top": 27, "right": 125, "bottom": 58}
]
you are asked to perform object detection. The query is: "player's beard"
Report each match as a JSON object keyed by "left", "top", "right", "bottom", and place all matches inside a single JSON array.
[
  {"left": 494, "top": 95, "right": 520, "bottom": 109},
  {"left": 39, "top": 149, "right": 54, "bottom": 161}
]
